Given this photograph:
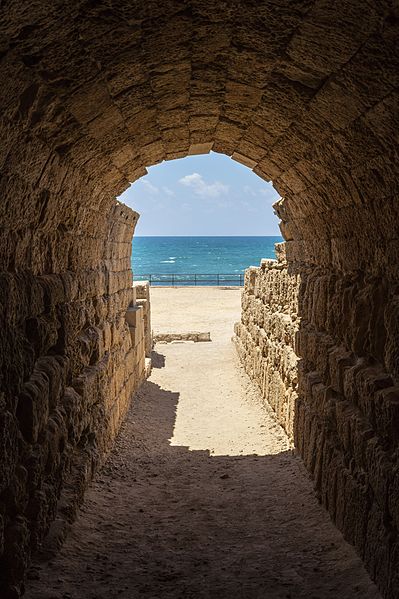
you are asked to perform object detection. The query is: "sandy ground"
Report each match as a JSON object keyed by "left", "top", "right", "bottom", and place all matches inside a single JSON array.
[{"left": 26, "top": 287, "right": 381, "bottom": 599}]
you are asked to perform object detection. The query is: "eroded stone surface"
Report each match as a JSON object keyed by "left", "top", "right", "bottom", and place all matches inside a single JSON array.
[
  {"left": 0, "top": 199, "right": 151, "bottom": 596},
  {"left": 133, "top": 281, "right": 153, "bottom": 357},
  {"left": 235, "top": 244, "right": 399, "bottom": 598},
  {"left": 154, "top": 331, "right": 211, "bottom": 343},
  {"left": 24, "top": 290, "right": 380, "bottom": 599},
  {"left": 0, "top": 1, "right": 398, "bottom": 597}
]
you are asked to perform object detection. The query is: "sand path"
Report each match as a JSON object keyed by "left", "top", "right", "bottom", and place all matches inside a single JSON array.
[{"left": 26, "top": 287, "right": 380, "bottom": 599}]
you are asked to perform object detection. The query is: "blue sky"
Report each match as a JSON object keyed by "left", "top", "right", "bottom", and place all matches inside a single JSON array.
[{"left": 119, "top": 152, "right": 281, "bottom": 236}]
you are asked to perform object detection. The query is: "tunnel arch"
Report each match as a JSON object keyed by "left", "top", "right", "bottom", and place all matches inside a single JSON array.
[
  {"left": 2, "top": 1, "right": 397, "bottom": 275},
  {"left": 1, "top": 2, "right": 398, "bottom": 597}
]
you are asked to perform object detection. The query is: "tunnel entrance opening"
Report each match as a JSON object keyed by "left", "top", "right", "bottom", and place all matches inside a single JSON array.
[
  {"left": 116, "top": 152, "right": 290, "bottom": 455},
  {"left": 117, "top": 151, "right": 282, "bottom": 289}
]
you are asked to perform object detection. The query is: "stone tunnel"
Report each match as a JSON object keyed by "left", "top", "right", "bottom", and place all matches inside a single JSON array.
[{"left": 0, "top": 0, "right": 398, "bottom": 597}]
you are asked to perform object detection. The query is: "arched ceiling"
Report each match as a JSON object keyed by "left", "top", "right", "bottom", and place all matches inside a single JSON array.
[{"left": 1, "top": 0, "right": 398, "bottom": 273}]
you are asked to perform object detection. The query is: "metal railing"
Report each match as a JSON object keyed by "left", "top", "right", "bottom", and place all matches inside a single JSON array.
[{"left": 134, "top": 273, "right": 244, "bottom": 286}]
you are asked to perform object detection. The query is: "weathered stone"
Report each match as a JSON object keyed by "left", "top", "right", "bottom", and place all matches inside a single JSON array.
[
  {"left": 0, "top": 2, "right": 397, "bottom": 597},
  {"left": 154, "top": 332, "right": 211, "bottom": 343},
  {"left": 235, "top": 242, "right": 398, "bottom": 598}
]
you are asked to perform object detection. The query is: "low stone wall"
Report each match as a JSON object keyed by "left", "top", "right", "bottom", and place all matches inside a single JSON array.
[
  {"left": 133, "top": 281, "right": 153, "bottom": 359},
  {"left": 234, "top": 253, "right": 300, "bottom": 442},
  {"left": 234, "top": 243, "right": 399, "bottom": 598},
  {"left": 154, "top": 332, "right": 211, "bottom": 343}
]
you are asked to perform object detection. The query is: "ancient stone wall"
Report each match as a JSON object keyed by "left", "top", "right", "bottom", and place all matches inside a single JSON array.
[
  {"left": 234, "top": 247, "right": 300, "bottom": 442},
  {"left": 0, "top": 199, "right": 150, "bottom": 596},
  {"left": 133, "top": 281, "right": 153, "bottom": 360},
  {"left": 235, "top": 241, "right": 399, "bottom": 598}
]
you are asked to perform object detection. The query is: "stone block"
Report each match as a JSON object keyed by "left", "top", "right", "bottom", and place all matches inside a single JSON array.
[
  {"left": 133, "top": 280, "right": 150, "bottom": 301},
  {"left": 16, "top": 375, "right": 49, "bottom": 445},
  {"left": 125, "top": 305, "right": 143, "bottom": 327},
  {"left": 188, "top": 142, "right": 213, "bottom": 155}
]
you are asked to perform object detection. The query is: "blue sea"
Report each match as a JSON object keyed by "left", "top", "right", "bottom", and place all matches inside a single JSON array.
[{"left": 132, "top": 236, "right": 283, "bottom": 286}]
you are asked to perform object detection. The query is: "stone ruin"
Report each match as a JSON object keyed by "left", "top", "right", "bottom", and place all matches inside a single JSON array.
[{"left": 0, "top": 1, "right": 398, "bottom": 597}]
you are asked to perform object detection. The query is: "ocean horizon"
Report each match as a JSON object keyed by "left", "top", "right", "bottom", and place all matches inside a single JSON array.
[{"left": 132, "top": 235, "right": 283, "bottom": 286}]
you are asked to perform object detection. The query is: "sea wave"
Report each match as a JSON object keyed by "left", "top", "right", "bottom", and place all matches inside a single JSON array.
[{"left": 160, "top": 260, "right": 175, "bottom": 263}]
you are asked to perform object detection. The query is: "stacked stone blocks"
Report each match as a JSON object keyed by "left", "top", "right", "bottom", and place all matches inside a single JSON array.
[
  {"left": 133, "top": 281, "right": 153, "bottom": 358},
  {"left": 234, "top": 257, "right": 300, "bottom": 442},
  {"left": 125, "top": 282, "right": 152, "bottom": 386},
  {"left": 235, "top": 243, "right": 399, "bottom": 598},
  {"left": 0, "top": 203, "right": 151, "bottom": 595}
]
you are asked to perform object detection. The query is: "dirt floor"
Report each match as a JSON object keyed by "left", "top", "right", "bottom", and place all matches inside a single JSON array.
[{"left": 25, "top": 287, "right": 381, "bottom": 599}]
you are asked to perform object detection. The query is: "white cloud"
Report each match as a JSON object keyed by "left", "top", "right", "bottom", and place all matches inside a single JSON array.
[
  {"left": 162, "top": 186, "right": 175, "bottom": 197},
  {"left": 179, "top": 172, "right": 229, "bottom": 199},
  {"left": 140, "top": 179, "right": 159, "bottom": 194}
]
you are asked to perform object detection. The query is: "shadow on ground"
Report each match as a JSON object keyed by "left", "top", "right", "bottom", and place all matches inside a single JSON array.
[
  {"left": 151, "top": 350, "right": 166, "bottom": 369},
  {"left": 25, "top": 379, "right": 380, "bottom": 599}
]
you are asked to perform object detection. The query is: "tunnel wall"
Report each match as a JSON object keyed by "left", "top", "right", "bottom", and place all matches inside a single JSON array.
[
  {"left": 234, "top": 240, "right": 399, "bottom": 598},
  {"left": 0, "top": 192, "right": 148, "bottom": 594}
]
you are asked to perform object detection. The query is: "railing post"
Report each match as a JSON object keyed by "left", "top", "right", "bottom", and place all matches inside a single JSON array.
[
  {"left": 172, "top": 273, "right": 175, "bottom": 286},
  {"left": 217, "top": 274, "right": 219, "bottom": 286},
  {"left": 194, "top": 274, "right": 197, "bottom": 286}
]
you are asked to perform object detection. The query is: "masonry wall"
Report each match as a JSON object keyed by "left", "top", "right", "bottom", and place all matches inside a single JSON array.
[
  {"left": 0, "top": 200, "right": 149, "bottom": 596},
  {"left": 234, "top": 250, "right": 300, "bottom": 442},
  {"left": 235, "top": 242, "right": 399, "bottom": 598},
  {"left": 133, "top": 281, "right": 153, "bottom": 359}
]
